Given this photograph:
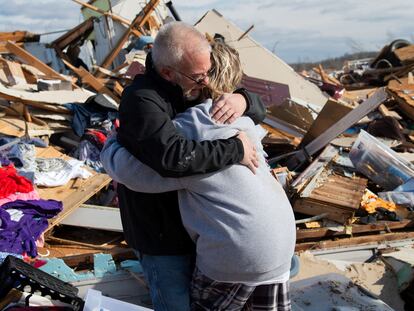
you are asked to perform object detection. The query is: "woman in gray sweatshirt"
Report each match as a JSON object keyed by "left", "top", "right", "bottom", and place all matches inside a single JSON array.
[{"left": 101, "top": 42, "right": 296, "bottom": 311}]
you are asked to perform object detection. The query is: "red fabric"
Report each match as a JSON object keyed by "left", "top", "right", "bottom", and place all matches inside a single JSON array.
[
  {"left": 0, "top": 165, "right": 33, "bottom": 199},
  {"left": 87, "top": 129, "right": 107, "bottom": 144}
]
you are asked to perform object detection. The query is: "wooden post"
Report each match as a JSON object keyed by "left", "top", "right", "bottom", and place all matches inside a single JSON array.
[
  {"left": 62, "top": 58, "right": 119, "bottom": 103},
  {"left": 99, "top": 0, "right": 160, "bottom": 70},
  {"left": 5, "top": 41, "right": 68, "bottom": 81}
]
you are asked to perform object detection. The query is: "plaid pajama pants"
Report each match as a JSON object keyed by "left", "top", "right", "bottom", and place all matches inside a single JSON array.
[{"left": 190, "top": 267, "right": 291, "bottom": 311}]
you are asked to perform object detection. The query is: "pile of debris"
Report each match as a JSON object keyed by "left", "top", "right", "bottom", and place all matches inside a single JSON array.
[{"left": 0, "top": 1, "right": 414, "bottom": 310}]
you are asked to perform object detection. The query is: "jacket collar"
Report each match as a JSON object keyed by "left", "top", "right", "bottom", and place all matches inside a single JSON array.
[{"left": 143, "top": 53, "right": 189, "bottom": 113}]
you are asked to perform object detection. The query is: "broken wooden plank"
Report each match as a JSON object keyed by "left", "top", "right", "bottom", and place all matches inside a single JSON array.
[
  {"left": 0, "top": 115, "right": 69, "bottom": 137},
  {"left": 0, "top": 57, "right": 26, "bottom": 85},
  {"left": 387, "top": 78, "right": 414, "bottom": 121},
  {"left": 0, "top": 82, "right": 93, "bottom": 105},
  {"left": 62, "top": 58, "right": 119, "bottom": 103},
  {"left": 71, "top": 0, "right": 142, "bottom": 38},
  {"left": 394, "top": 45, "right": 414, "bottom": 64},
  {"left": 296, "top": 219, "right": 414, "bottom": 241},
  {"left": 287, "top": 87, "right": 388, "bottom": 170},
  {"left": 5, "top": 41, "right": 68, "bottom": 82},
  {"left": 35, "top": 146, "right": 112, "bottom": 233},
  {"left": 99, "top": 0, "right": 160, "bottom": 70},
  {"left": 294, "top": 199, "right": 356, "bottom": 224},
  {"left": 296, "top": 231, "right": 414, "bottom": 252},
  {"left": 51, "top": 17, "right": 95, "bottom": 51},
  {"left": 0, "top": 31, "right": 40, "bottom": 43},
  {"left": 299, "top": 99, "right": 353, "bottom": 147}
]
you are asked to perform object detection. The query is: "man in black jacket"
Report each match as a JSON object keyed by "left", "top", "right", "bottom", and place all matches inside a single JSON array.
[{"left": 115, "top": 22, "right": 266, "bottom": 311}]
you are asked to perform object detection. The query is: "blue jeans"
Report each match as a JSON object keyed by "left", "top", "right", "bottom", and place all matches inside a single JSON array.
[{"left": 137, "top": 252, "right": 194, "bottom": 311}]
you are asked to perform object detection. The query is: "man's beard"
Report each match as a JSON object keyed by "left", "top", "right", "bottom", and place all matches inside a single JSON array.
[{"left": 183, "top": 88, "right": 202, "bottom": 102}]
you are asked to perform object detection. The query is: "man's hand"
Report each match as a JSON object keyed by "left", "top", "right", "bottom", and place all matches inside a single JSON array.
[
  {"left": 211, "top": 93, "right": 247, "bottom": 124},
  {"left": 237, "top": 131, "right": 259, "bottom": 174}
]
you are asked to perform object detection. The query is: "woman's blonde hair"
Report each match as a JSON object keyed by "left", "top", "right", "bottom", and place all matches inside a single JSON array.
[{"left": 207, "top": 41, "right": 243, "bottom": 100}]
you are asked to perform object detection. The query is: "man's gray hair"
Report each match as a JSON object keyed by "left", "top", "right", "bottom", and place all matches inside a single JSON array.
[{"left": 152, "top": 21, "right": 211, "bottom": 70}]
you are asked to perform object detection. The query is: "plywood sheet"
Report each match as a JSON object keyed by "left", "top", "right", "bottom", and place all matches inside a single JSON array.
[
  {"left": 0, "top": 82, "right": 94, "bottom": 105},
  {"left": 394, "top": 45, "right": 414, "bottom": 64},
  {"left": 0, "top": 116, "right": 59, "bottom": 137},
  {"left": 300, "top": 99, "right": 353, "bottom": 146},
  {"left": 35, "top": 146, "right": 112, "bottom": 232}
]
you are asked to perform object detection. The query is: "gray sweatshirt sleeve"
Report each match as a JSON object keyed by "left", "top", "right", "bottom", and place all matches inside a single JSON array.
[{"left": 100, "top": 136, "right": 184, "bottom": 193}]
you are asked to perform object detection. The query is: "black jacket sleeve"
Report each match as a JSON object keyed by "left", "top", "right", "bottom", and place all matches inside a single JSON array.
[
  {"left": 118, "top": 90, "right": 244, "bottom": 178},
  {"left": 235, "top": 88, "right": 266, "bottom": 124}
]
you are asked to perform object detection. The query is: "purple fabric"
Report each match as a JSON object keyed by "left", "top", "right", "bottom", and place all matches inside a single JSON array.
[
  {"left": 0, "top": 155, "right": 11, "bottom": 166},
  {"left": 0, "top": 199, "right": 62, "bottom": 257}
]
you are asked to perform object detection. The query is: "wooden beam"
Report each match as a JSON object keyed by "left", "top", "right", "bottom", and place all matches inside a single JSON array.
[
  {"left": 62, "top": 58, "right": 119, "bottom": 103},
  {"left": 52, "top": 17, "right": 95, "bottom": 50},
  {"left": 297, "top": 220, "right": 414, "bottom": 240},
  {"left": 5, "top": 41, "right": 67, "bottom": 81},
  {"left": 394, "top": 45, "right": 414, "bottom": 64},
  {"left": 99, "top": 0, "right": 159, "bottom": 70},
  {"left": 71, "top": 0, "right": 141, "bottom": 37},
  {"left": 287, "top": 87, "right": 388, "bottom": 170},
  {"left": 0, "top": 91, "right": 71, "bottom": 114},
  {"left": 0, "top": 42, "right": 23, "bottom": 53},
  {"left": 296, "top": 231, "right": 414, "bottom": 252},
  {"left": 0, "top": 31, "right": 39, "bottom": 43}
]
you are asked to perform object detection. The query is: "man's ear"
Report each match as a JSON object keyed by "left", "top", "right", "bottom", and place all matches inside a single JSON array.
[{"left": 159, "top": 67, "right": 175, "bottom": 82}]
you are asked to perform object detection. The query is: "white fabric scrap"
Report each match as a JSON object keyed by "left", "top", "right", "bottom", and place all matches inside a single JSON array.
[{"left": 34, "top": 159, "right": 92, "bottom": 187}]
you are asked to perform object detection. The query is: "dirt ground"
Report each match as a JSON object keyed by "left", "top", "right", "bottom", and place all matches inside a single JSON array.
[{"left": 291, "top": 252, "right": 405, "bottom": 311}]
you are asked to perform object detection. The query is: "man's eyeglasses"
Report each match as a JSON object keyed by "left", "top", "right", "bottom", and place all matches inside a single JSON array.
[{"left": 172, "top": 68, "right": 211, "bottom": 85}]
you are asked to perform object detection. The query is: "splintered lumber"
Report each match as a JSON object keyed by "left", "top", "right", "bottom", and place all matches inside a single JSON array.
[
  {"left": 296, "top": 231, "right": 414, "bottom": 252},
  {"left": 293, "top": 172, "right": 367, "bottom": 224},
  {"left": 35, "top": 146, "right": 112, "bottom": 233},
  {"left": 5, "top": 41, "right": 68, "bottom": 82},
  {"left": 0, "top": 116, "right": 69, "bottom": 137},
  {"left": 99, "top": 0, "right": 160, "bottom": 70},
  {"left": 299, "top": 99, "right": 353, "bottom": 147},
  {"left": 62, "top": 59, "right": 119, "bottom": 103},
  {"left": 387, "top": 78, "right": 414, "bottom": 121},
  {"left": 287, "top": 87, "right": 388, "bottom": 170},
  {"left": 71, "top": 0, "right": 142, "bottom": 38},
  {"left": 0, "top": 57, "right": 26, "bottom": 85},
  {"left": 0, "top": 42, "right": 24, "bottom": 54},
  {"left": 296, "top": 220, "right": 414, "bottom": 241},
  {"left": 0, "top": 31, "right": 40, "bottom": 43},
  {"left": 394, "top": 45, "right": 414, "bottom": 64},
  {"left": 52, "top": 17, "right": 95, "bottom": 51},
  {"left": 0, "top": 82, "right": 93, "bottom": 106}
]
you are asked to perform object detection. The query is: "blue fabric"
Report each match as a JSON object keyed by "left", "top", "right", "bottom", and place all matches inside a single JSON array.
[
  {"left": 65, "top": 98, "right": 118, "bottom": 137},
  {"left": 133, "top": 36, "right": 154, "bottom": 50},
  {"left": 138, "top": 252, "right": 194, "bottom": 311}
]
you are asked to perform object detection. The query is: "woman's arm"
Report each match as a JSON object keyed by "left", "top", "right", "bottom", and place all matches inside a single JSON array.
[{"left": 101, "top": 136, "right": 184, "bottom": 193}]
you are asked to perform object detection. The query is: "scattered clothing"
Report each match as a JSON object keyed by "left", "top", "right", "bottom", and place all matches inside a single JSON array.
[
  {"left": 6, "top": 142, "right": 36, "bottom": 172},
  {"left": 0, "top": 189, "right": 40, "bottom": 207},
  {"left": 0, "top": 136, "right": 48, "bottom": 149},
  {"left": 0, "top": 199, "right": 62, "bottom": 257},
  {"left": 0, "top": 165, "right": 34, "bottom": 199},
  {"left": 71, "top": 130, "right": 107, "bottom": 172},
  {"left": 0, "top": 155, "right": 10, "bottom": 166},
  {"left": 65, "top": 96, "right": 118, "bottom": 137},
  {"left": 72, "top": 140, "right": 104, "bottom": 172},
  {"left": 34, "top": 158, "right": 92, "bottom": 187}
]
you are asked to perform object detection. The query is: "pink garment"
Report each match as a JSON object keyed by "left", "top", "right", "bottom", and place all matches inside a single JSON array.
[
  {"left": 0, "top": 189, "right": 40, "bottom": 207},
  {"left": 35, "top": 232, "right": 45, "bottom": 248}
]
